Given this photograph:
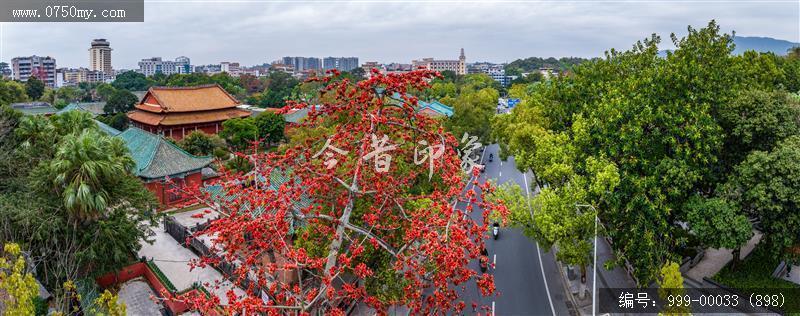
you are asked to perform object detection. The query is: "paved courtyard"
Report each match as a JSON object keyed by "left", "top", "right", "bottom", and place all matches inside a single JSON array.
[
  {"left": 138, "top": 222, "right": 245, "bottom": 305},
  {"left": 171, "top": 206, "right": 220, "bottom": 228},
  {"left": 118, "top": 279, "right": 162, "bottom": 316}
]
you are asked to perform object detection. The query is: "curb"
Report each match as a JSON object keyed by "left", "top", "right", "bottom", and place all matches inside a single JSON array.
[{"left": 555, "top": 259, "right": 583, "bottom": 315}]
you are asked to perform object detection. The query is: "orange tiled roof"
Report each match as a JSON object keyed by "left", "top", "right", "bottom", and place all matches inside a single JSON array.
[
  {"left": 128, "top": 108, "right": 251, "bottom": 126},
  {"left": 135, "top": 84, "right": 240, "bottom": 113}
]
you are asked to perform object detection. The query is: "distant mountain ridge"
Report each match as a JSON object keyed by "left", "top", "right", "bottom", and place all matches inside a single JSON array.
[
  {"left": 659, "top": 36, "right": 798, "bottom": 56},
  {"left": 732, "top": 36, "right": 799, "bottom": 55}
]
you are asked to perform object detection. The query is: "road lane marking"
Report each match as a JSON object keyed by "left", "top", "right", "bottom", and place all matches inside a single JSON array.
[
  {"left": 493, "top": 254, "right": 496, "bottom": 266},
  {"left": 523, "top": 173, "right": 556, "bottom": 316},
  {"left": 492, "top": 301, "right": 495, "bottom": 316},
  {"left": 499, "top": 171, "right": 502, "bottom": 177}
]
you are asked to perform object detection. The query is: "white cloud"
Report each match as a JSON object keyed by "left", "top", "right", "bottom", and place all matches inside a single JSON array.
[{"left": 2, "top": 0, "right": 797, "bottom": 68}]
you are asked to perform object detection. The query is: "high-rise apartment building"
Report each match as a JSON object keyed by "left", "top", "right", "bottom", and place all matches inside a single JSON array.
[
  {"left": 412, "top": 48, "right": 466, "bottom": 75},
  {"left": 89, "top": 39, "right": 113, "bottom": 74},
  {"left": 138, "top": 57, "right": 191, "bottom": 76},
  {"left": 323, "top": 57, "right": 359, "bottom": 71},
  {"left": 282, "top": 56, "right": 322, "bottom": 72},
  {"left": 12, "top": 55, "right": 57, "bottom": 87}
]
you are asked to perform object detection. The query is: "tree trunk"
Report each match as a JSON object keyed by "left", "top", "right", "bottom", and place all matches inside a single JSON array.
[
  {"left": 731, "top": 247, "right": 741, "bottom": 271},
  {"left": 579, "top": 264, "right": 587, "bottom": 300}
]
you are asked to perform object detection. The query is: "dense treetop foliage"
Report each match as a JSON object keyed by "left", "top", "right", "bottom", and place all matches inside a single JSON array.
[
  {"left": 174, "top": 70, "right": 506, "bottom": 314},
  {"left": 0, "top": 108, "right": 156, "bottom": 313},
  {"left": 504, "top": 56, "right": 591, "bottom": 76},
  {"left": 493, "top": 20, "right": 800, "bottom": 284}
]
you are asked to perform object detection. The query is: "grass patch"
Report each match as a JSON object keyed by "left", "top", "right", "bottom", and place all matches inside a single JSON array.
[{"left": 712, "top": 244, "right": 800, "bottom": 313}]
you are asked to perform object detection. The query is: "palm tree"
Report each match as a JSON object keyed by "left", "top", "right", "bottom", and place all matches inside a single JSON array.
[
  {"left": 51, "top": 110, "right": 96, "bottom": 135},
  {"left": 47, "top": 129, "right": 135, "bottom": 223},
  {"left": 16, "top": 115, "right": 56, "bottom": 159}
]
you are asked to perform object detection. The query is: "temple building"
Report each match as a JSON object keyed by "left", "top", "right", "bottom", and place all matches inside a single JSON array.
[
  {"left": 118, "top": 127, "right": 214, "bottom": 208},
  {"left": 127, "top": 84, "right": 250, "bottom": 140},
  {"left": 416, "top": 100, "right": 454, "bottom": 118}
]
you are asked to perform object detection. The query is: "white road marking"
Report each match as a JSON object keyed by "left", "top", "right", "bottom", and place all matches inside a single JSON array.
[
  {"left": 523, "top": 173, "right": 556, "bottom": 316},
  {"left": 499, "top": 171, "right": 502, "bottom": 177},
  {"left": 493, "top": 254, "right": 497, "bottom": 266},
  {"left": 492, "top": 301, "right": 496, "bottom": 316}
]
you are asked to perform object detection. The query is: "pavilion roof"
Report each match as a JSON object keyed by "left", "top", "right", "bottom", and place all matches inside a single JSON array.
[
  {"left": 135, "top": 84, "right": 240, "bottom": 113},
  {"left": 118, "top": 127, "right": 212, "bottom": 180},
  {"left": 128, "top": 107, "right": 251, "bottom": 126}
]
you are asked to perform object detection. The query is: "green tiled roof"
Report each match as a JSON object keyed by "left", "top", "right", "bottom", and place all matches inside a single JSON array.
[
  {"left": 57, "top": 102, "right": 106, "bottom": 116},
  {"left": 386, "top": 92, "right": 454, "bottom": 117},
  {"left": 284, "top": 107, "right": 310, "bottom": 124},
  {"left": 418, "top": 100, "right": 454, "bottom": 117},
  {"left": 94, "top": 120, "right": 121, "bottom": 136},
  {"left": 12, "top": 102, "right": 57, "bottom": 116},
  {"left": 203, "top": 168, "right": 313, "bottom": 233},
  {"left": 118, "top": 128, "right": 212, "bottom": 180}
]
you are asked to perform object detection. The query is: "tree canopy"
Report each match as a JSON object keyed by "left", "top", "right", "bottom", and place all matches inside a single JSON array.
[
  {"left": 175, "top": 70, "right": 506, "bottom": 314},
  {"left": 25, "top": 77, "right": 45, "bottom": 100},
  {"left": 112, "top": 71, "right": 151, "bottom": 91},
  {"left": 0, "top": 107, "right": 156, "bottom": 313},
  {"left": 104, "top": 89, "right": 139, "bottom": 114},
  {"left": 492, "top": 20, "right": 800, "bottom": 284}
]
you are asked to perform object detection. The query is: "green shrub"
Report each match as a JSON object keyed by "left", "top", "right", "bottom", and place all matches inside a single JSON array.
[
  {"left": 146, "top": 260, "right": 178, "bottom": 293},
  {"left": 713, "top": 245, "right": 799, "bottom": 312}
]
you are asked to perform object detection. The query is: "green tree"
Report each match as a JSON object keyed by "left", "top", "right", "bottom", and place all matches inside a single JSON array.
[
  {"left": 657, "top": 261, "right": 690, "bottom": 315},
  {"left": 25, "top": 77, "right": 45, "bottom": 100},
  {"left": 52, "top": 110, "right": 98, "bottom": 136},
  {"left": 178, "top": 130, "right": 226, "bottom": 156},
  {"left": 219, "top": 117, "right": 258, "bottom": 151},
  {"left": 491, "top": 21, "right": 761, "bottom": 284},
  {"left": 722, "top": 135, "right": 800, "bottom": 264},
  {"left": 112, "top": 71, "right": 151, "bottom": 91},
  {"left": 95, "top": 83, "right": 117, "bottom": 101},
  {"left": 684, "top": 195, "right": 752, "bottom": 269},
  {"left": 717, "top": 89, "right": 800, "bottom": 167},
  {"left": 445, "top": 87, "right": 498, "bottom": 143},
  {"left": 510, "top": 72, "right": 543, "bottom": 85},
  {"left": 106, "top": 112, "right": 130, "bottom": 131},
  {"left": 56, "top": 86, "right": 83, "bottom": 103},
  {"left": 246, "top": 71, "right": 299, "bottom": 108},
  {"left": 253, "top": 110, "right": 285, "bottom": 146},
  {"left": 104, "top": 89, "right": 139, "bottom": 114},
  {"left": 38, "top": 129, "right": 135, "bottom": 224},
  {"left": 0, "top": 79, "right": 28, "bottom": 106}
]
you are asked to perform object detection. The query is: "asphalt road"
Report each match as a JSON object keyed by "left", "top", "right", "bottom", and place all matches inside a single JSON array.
[{"left": 457, "top": 144, "right": 573, "bottom": 316}]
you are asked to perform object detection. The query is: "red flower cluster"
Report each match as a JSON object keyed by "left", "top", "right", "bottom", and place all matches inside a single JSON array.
[{"left": 172, "top": 70, "right": 505, "bottom": 315}]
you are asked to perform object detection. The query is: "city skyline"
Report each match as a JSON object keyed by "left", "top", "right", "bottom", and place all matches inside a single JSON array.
[{"left": 1, "top": 0, "right": 798, "bottom": 69}]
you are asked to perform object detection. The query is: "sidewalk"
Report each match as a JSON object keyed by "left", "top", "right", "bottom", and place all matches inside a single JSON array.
[
  {"left": 685, "top": 230, "right": 762, "bottom": 282},
  {"left": 559, "top": 235, "right": 637, "bottom": 315},
  {"left": 138, "top": 222, "right": 246, "bottom": 305}
]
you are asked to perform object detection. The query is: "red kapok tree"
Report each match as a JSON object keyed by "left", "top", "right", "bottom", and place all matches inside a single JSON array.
[{"left": 175, "top": 70, "right": 507, "bottom": 315}]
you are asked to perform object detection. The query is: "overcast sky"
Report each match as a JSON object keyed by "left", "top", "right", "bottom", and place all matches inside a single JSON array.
[{"left": 2, "top": 0, "right": 798, "bottom": 69}]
